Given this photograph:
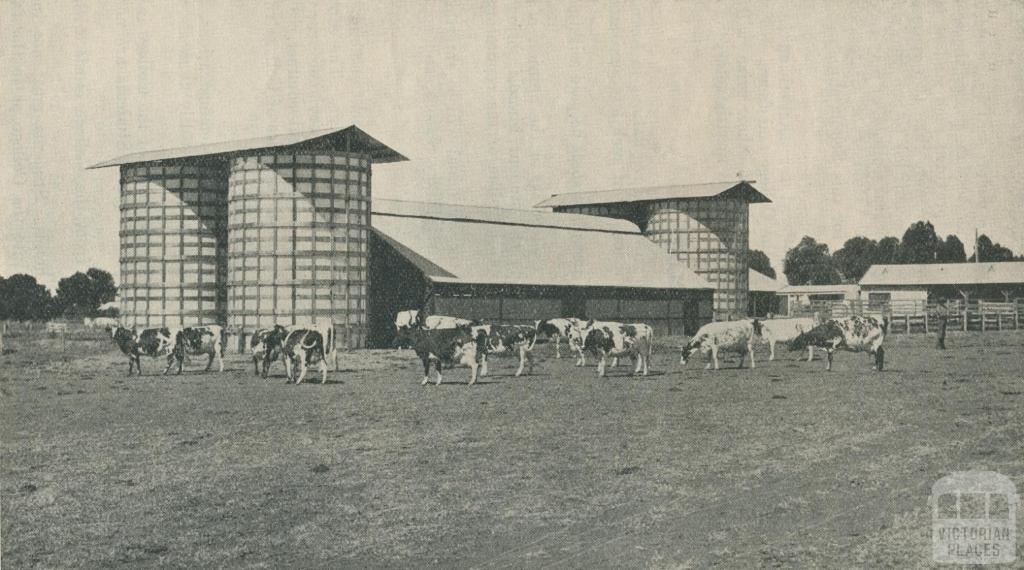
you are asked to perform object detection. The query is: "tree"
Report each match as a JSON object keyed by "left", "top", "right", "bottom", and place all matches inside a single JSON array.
[
  {"left": 876, "top": 236, "right": 901, "bottom": 264},
  {"left": 86, "top": 268, "right": 117, "bottom": 306},
  {"left": 898, "top": 221, "right": 942, "bottom": 264},
  {"left": 783, "top": 236, "right": 841, "bottom": 285},
  {"left": 937, "top": 235, "right": 966, "bottom": 263},
  {"left": 0, "top": 274, "right": 56, "bottom": 321},
  {"left": 833, "top": 236, "right": 878, "bottom": 282},
  {"left": 748, "top": 249, "right": 776, "bottom": 279},
  {"left": 54, "top": 267, "right": 118, "bottom": 317},
  {"left": 967, "top": 234, "right": 1015, "bottom": 262}
]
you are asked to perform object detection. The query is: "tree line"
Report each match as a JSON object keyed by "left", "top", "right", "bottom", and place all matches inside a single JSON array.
[
  {"left": 780, "top": 221, "right": 1019, "bottom": 286},
  {"left": 0, "top": 268, "right": 117, "bottom": 321}
]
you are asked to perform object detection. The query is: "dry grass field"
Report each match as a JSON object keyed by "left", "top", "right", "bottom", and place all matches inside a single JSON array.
[{"left": 1, "top": 328, "right": 1022, "bottom": 568}]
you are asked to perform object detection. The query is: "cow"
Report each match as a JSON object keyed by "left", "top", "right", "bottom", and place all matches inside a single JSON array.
[
  {"left": 166, "top": 325, "right": 225, "bottom": 374},
  {"left": 572, "top": 320, "right": 652, "bottom": 377},
  {"left": 281, "top": 325, "right": 335, "bottom": 384},
  {"left": 475, "top": 324, "right": 539, "bottom": 377},
  {"left": 680, "top": 320, "right": 763, "bottom": 370},
  {"left": 759, "top": 317, "right": 819, "bottom": 362},
  {"left": 789, "top": 315, "right": 888, "bottom": 371},
  {"left": 111, "top": 325, "right": 177, "bottom": 375},
  {"left": 534, "top": 318, "right": 584, "bottom": 361},
  {"left": 606, "top": 323, "right": 655, "bottom": 368},
  {"left": 397, "top": 326, "right": 485, "bottom": 385},
  {"left": 249, "top": 325, "right": 289, "bottom": 376}
]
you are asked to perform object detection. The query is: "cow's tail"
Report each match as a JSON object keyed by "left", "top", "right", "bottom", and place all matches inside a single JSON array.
[
  {"left": 527, "top": 325, "right": 539, "bottom": 351},
  {"left": 882, "top": 316, "right": 890, "bottom": 334}
]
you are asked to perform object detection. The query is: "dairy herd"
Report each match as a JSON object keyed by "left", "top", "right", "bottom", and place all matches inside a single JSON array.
[{"left": 106, "top": 312, "right": 889, "bottom": 385}]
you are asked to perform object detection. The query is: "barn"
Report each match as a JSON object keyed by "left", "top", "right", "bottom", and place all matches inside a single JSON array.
[
  {"left": 367, "top": 199, "right": 714, "bottom": 347},
  {"left": 859, "top": 262, "right": 1024, "bottom": 305},
  {"left": 89, "top": 125, "right": 765, "bottom": 351},
  {"left": 748, "top": 269, "right": 782, "bottom": 317}
]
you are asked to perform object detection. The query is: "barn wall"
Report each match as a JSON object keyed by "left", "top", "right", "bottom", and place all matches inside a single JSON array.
[{"left": 367, "top": 233, "right": 427, "bottom": 347}]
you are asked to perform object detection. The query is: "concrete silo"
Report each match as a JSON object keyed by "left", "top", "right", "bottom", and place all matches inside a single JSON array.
[
  {"left": 226, "top": 149, "right": 373, "bottom": 349},
  {"left": 535, "top": 181, "right": 771, "bottom": 320},
  {"left": 116, "top": 163, "right": 227, "bottom": 328}
]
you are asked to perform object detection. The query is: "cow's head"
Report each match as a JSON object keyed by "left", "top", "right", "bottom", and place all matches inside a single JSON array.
[
  {"left": 751, "top": 319, "right": 763, "bottom": 337},
  {"left": 567, "top": 320, "right": 591, "bottom": 351}
]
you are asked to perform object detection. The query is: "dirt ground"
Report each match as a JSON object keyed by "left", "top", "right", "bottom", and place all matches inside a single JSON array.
[{"left": 1, "top": 328, "right": 1022, "bottom": 568}]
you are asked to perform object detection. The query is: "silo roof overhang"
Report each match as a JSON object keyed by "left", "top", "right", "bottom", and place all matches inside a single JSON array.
[
  {"left": 534, "top": 181, "right": 771, "bottom": 209},
  {"left": 87, "top": 125, "right": 408, "bottom": 169}
]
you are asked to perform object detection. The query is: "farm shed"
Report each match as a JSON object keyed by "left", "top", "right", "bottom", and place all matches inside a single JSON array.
[
  {"left": 777, "top": 284, "right": 862, "bottom": 316},
  {"left": 860, "top": 262, "right": 1024, "bottom": 304},
  {"left": 367, "top": 199, "right": 715, "bottom": 347},
  {"left": 748, "top": 269, "right": 782, "bottom": 317},
  {"left": 535, "top": 181, "right": 771, "bottom": 320},
  {"left": 88, "top": 125, "right": 408, "bottom": 349}
]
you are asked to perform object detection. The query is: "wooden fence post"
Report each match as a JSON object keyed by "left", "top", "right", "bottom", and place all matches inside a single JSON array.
[
  {"left": 924, "top": 312, "right": 929, "bottom": 334},
  {"left": 981, "top": 302, "right": 986, "bottom": 332}
]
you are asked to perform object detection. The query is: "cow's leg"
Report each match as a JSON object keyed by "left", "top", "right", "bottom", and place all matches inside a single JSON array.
[
  {"left": 769, "top": 340, "right": 776, "bottom": 361},
  {"left": 480, "top": 354, "right": 488, "bottom": 377},
  {"left": 205, "top": 352, "right": 214, "bottom": 371},
  {"left": 515, "top": 345, "right": 526, "bottom": 377},
  {"left": 642, "top": 351, "right": 649, "bottom": 376},
  {"left": 253, "top": 355, "right": 260, "bottom": 375},
  {"left": 737, "top": 350, "right": 745, "bottom": 369},
  {"left": 135, "top": 354, "right": 142, "bottom": 375},
  {"left": 874, "top": 346, "right": 885, "bottom": 371},
  {"left": 526, "top": 347, "right": 534, "bottom": 376},
  {"left": 284, "top": 356, "right": 293, "bottom": 383},
  {"left": 826, "top": 350, "right": 833, "bottom": 371},
  {"left": 611, "top": 357, "right": 619, "bottom": 368},
  {"left": 807, "top": 346, "right": 814, "bottom": 362},
  {"left": 632, "top": 353, "right": 642, "bottom": 376},
  {"left": 555, "top": 336, "right": 561, "bottom": 359},
  {"left": 712, "top": 346, "right": 720, "bottom": 370},
  {"left": 216, "top": 346, "right": 224, "bottom": 372},
  {"left": 319, "top": 357, "right": 328, "bottom": 384},
  {"left": 295, "top": 354, "right": 308, "bottom": 385},
  {"left": 749, "top": 343, "right": 756, "bottom": 369},
  {"left": 163, "top": 353, "right": 175, "bottom": 375},
  {"left": 421, "top": 356, "right": 431, "bottom": 386},
  {"left": 434, "top": 359, "right": 443, "bottom": 386},
  {"left": 468, "top": 358, "right": 478, "bottom": 385}
]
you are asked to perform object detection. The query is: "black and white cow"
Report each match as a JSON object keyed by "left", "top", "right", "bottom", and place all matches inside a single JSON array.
[
  {"left": 166, "top": 325, "right": 225, "bottom": 374},
  {"left": 281, "top": 325, "right": 335, "bottom": 384},
  {"left": 759, "top": 317, "right": 818, "bottom": 362},
  {"left": 680, "top": 320, "right": 763, "bottom": 370},
  {"left": 474, "top": 324, "right": 538, "bottom": 377},
  {"left": 111, "top": 326, "right": 177, "bottom": 375},
  {"left": 398, "top": 326, "right": 485, "bottom": 385},
  {"left": 572, "top": 320, "right": 653, "bottom": 377},
  {"left": 534, "top": 318, "right": 584, "bottom": 361},
  {"left": 789, "top": 315, "right": 888, "bottom": 371},
  {"left": 250, "top": 325, "right": 289, "bottom": 377}
]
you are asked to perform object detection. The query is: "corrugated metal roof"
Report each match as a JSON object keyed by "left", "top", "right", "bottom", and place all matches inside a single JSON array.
[
  {"left": 534, "top": 181, "right": 771, "bottom": 208},
  {"left": 859, "top": 262, "right": 1024, "bottom": 287},
  {"left": 88, "top": 125, "right": 408, "bottom": 168},
  {"left": 373, "top": 199, "right": 640, "bottom": 234},
  {"left": 371, "top": 212, "right": 712, "bottom": 290},
  {"left": 749, "top": 269, "right": 783, "bottom": 292},
  {"left": 777, "top": 284, "right": 861, "bottom": 296}
]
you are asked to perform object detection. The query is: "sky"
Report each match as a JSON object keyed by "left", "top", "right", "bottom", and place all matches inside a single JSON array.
[{"left": 2, "top": 0, "right": 1023, "bottom": 288}]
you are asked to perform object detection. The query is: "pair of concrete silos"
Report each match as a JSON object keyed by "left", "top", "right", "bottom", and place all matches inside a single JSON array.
[{"left": 97, "top": 126, "right": 401, "bottom": 350}]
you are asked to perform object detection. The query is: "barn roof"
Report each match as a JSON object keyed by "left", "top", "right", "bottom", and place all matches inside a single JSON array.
[
  {"left": 371, "top": 201, "right": 712, "bottom": 290},
  {"left": 534, "top": 181, "right": 771, "bottom": 209},
  {"left": 859, "top": 262, "right": 1024, "bottom": 287},
  {"left": 749, "top": 269, "right": 783, "bottom": 293},
  {"left": 373, "top": 199, "right": 639, "bottom": 234},
  {"left": 88, "top": 125, "right": 407, "bottom": 168},
  {"left": 777, "top": 283, "right": 861, "bottom": 296}
]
